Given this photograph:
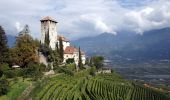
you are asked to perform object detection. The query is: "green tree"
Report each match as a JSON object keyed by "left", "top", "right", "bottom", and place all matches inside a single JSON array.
[
  {"left": 56, "top": 42, "right": 59, "bottom": 53},
  {"left": 8, "top": 47, "right": 20, "bottom": 66},
  {"left": 39, "top": 43, "right": 60, "bottom": 69},
  {"left": 78, "top": 47, "right": 83, "bottom": 69},
  {"left": 85, "top": 57, "right": 90, "bottom": 65},
  {"left": 59, "top": 37, "right": 64, "bottom": 62},
  {"left": 0, "top": 69, "right": 2, "bottom": 78},
  {"left": 91, "top": 56, "right": 104, "bottom": 69},
  {"left": 45, "top": 29, "right": 50, "bottom": 46},
  {"left": 48, "top": 48, "right": 60, "bottom": 68},
  {"left": 0, "top": 25, "right": 8, "bottom": 64},
  {"left": 52, "top": 49, "right": 60, "bottom": 68}
]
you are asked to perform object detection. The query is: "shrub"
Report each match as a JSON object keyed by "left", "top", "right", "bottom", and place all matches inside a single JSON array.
[
  {"left": 66, "top": 58, "right": 74, "bottom": 64},
  {"left": 66, "top": 64, "right": 76, "bottom": 71},
  {"left": 0, "top": 64, "right": 16, "bottom": 78},
  {"left": 4, "top": 70, "right": 16, "bottom": 78},
  {"left": 0, "top": 63, "right": 10, "bottom": 72},
  {"left": 57, "top": 67, "right": 74, "bottom": 76},
  {"left": 23, "top": 62, "right": 43, "bottom": 79},
  {"left": 89, "top": 67, "right": 96, "bottom": 76},
  {"left": 0, "top": 78, "right": 9, "bottom": 96},
  {"left": 0, "top": 69, "right": 2, "bottom": 78}
]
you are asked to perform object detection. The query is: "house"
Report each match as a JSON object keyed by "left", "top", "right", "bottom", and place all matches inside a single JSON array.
[
  {"left": 64, "top": 46, "right": 86, "bottom": 65},
  {"left": 57, "top": 35, "right": 70, "bottom": 50}
]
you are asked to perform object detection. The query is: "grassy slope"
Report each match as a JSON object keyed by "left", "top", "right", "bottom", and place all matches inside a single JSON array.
[{"left": 0, "top": 78, "right": 30, "bottom": 100}]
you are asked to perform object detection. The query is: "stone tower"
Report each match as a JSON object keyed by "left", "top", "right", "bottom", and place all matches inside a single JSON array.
[{"left": 40, "top": 16, "right": 58, "bottom": 50}]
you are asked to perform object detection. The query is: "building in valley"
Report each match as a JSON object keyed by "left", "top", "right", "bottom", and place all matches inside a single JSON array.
[{"left": 40, "top": 16, "right": 86, "bottom": 65}]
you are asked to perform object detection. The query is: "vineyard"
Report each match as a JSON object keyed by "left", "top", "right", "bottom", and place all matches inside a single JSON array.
[{"left": 31, "top": 69, "right": 170, "bottom": 100}]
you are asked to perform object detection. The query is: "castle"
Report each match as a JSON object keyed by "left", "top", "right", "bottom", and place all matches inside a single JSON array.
[{"left": 40, "top": 16, "right": 86, "bottom": 65}]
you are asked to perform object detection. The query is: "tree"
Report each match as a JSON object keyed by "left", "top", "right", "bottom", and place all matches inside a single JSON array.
[
  {"left": 8, "top": 48, "right": 20, "bottom": 66},
  {"left": 47, "top": 48, "right": 60, "bottom": 68},
  {"left": 59, "top": 37, "right": 64, "bottom": 62},
  {"left": 19, "top": 25, "right": 30, "bottom": 35},
  {"left": 52, "top": 49, "right": 60, "bottom": 68},
  {"left": 39, "top": 43, "right": 60, "bottom": 69},
  {"left": 0, "top": 69, "right": 2, "bottom": 78},
  {"left": 91, "top": 56, "right": 104, "bottom": 69},
  {"left": 14, "top": 25, "right": 39, "bottom": 67},
  {"left": 45, "top": 29, "right": 50, "bottom": 46},
  {"left": 78, "top": 47, "right": 83, "bottom": 69},
  {"left": 0, "top": 26, "right": 8, "bottom": 64},
  {"left": 85, "top": 57, "right": 90, "bottom": 65},
  {"left": 56, "top": 42, "right": 59, "bottom": 53}
]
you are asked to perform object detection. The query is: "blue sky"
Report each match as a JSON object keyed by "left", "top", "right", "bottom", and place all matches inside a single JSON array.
[
  {"left": 0, "top": 0, "right": 170, "bottom": 40},
  {"left": 118, "top": 0, "right": 155, "bottom": 8}
]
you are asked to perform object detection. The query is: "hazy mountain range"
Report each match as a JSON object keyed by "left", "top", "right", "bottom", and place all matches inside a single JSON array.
[
  {"left": 72, "top": 27, "right": 170, "bottom": 61},
  {"left": 7, "top": 27, "right": 170, "bottom": 61},
  {"left": 7, "top": 35, "right": 16, "bottom": 47}
]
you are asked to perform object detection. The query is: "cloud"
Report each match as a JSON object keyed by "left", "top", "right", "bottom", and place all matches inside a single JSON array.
[
  {"left": 0, "top": 0, "right": 170, "bottom": 39},
  {"left": 124, "top": 0, "right": 170, "bottom": 34},
  {"left": 80, "top": 14, "right": 116, "bottom": 35},
  {"left": 15, "top": 22, "right": 23, "bottom": 32}
]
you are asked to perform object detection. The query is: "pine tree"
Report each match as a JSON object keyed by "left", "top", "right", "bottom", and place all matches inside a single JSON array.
[
  {"left": 52, "top": 48, "right": 60, "bottom": 68},
  {"left": 45, "top": 29, "right": 50, "bottom": 46},
  {"left": 56, "top": 42, "right": 59, "bottom": 53},
  {"left": 78, "top": 47, "right": 83, "bottom": 69},
  {"left": 0, "top": 26, "right": 8, "bottom": 64},
  {"left": 20, "top": 25, "right": 30, "bottom": 35},
  {"left": 59, "top": 37, "right": 64, "bottom": 62}
]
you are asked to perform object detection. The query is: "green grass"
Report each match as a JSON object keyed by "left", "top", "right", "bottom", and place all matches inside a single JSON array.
[{"left": 0, "top": 77, "right": 30, "bottom": 100}]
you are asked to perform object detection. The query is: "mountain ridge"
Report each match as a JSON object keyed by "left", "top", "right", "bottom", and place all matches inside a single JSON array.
[{"left": 72, "top": 27, "right": 170, "bottom": 61}]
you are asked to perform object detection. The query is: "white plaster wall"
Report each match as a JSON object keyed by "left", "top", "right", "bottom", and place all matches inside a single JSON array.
[
  {"left": 63, "top": 41, "right": 70, "bottom": 50},
  {"left": 64, "top": 52, "right": 86, "bottom": 65}
]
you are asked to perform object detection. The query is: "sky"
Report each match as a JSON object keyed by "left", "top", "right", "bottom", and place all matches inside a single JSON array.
[{"left": 0, "top": 0, "right": 170, "bottom": 40}]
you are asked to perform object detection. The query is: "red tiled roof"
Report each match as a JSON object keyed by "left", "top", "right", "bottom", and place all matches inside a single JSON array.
[
  {"left": 64, "top": 46, "right": 77, "bottom": 54},
  {"left": 57, "top": 35, "right": 69, "bottom": 42},
  {"left": 64, "top": 46, "right": 85, "bottom": 55},
  {"left": 40, "top": 16, "right": 58, "bottom": 23}
]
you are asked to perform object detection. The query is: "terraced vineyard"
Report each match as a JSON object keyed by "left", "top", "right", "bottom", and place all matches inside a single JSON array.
[{"left": 31, "top": 69, "right": 170, "bottom": 100}]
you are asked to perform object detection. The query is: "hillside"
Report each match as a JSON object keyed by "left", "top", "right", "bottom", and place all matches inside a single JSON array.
[
  {"left": 72, "top": 28, "right": 170, "bottom": 61},
  {"left": 30, "top": 69, "right": 170, "bottom": 100}
]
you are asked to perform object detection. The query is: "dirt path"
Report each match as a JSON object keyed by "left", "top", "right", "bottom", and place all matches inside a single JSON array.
[{"left": 17, "top": 83, "right": 34, "bottom": 100}]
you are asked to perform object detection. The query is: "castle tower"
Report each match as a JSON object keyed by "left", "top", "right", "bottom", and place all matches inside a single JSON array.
[{"left": 40, "top": 16, "right": 58, "bottom": 50}]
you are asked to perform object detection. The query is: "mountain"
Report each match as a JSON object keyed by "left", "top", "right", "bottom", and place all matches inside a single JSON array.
[
  {"left": 72, "top": 27, "right": 170, "bottom": 61},
  {"left": 7, "top": 35, "right": 16, "bottom": 47}
]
